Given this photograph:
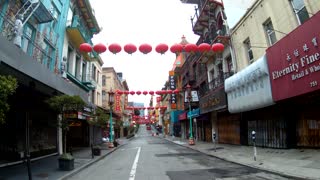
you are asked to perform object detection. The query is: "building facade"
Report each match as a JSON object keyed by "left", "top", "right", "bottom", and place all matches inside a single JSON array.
[
  {"left": 0, "top": 0, "right": 103, "bottom": 166},
  {"left": 225, "top": 0, "right": 320, "bottom": 148}
]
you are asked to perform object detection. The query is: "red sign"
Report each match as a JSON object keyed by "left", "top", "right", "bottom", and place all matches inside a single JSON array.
[
  {"left": 266, "top": 11, "right": 320, "bottom": 101},
  {"left": 115, "top": 94, "right": 121, "bottom": 112}
]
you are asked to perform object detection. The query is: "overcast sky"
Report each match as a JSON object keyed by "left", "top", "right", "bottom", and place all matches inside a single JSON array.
[{"left": 90, "top": 0, "right": 254, "bottom": 106}]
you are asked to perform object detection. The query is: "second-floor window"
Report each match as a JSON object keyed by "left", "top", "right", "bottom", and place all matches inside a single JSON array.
[
  {"left": 290, "top": 0, "right": 309, "bottom": 25},
  {"left": 263, "top": 19, "right": 277, "bottom": 46},
  {"left": 102, "top": 75, "right": 106, "bottom": 86},
  {"left": 244, "top": 38, "right": 254, "bottom": 64},
  {"left": 102, "top": 90, "right": 106, "bottom": 101}
]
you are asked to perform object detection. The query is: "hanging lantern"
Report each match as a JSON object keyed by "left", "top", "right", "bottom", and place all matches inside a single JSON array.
[
  {"left": 170, "top": 44, "right": 183, "bottom": 54},
  {"left": 184, "top": 43, "right": 198, "bottom": 53},
  {"left": 155, "top": 90, "right": 161, "bottom": 95},
  {"left": 149, "top": 91, "right": 154, "bottom": 95},
  {"left": 166, "top": 90, "right": 173, "bottom": 94},
  {"left": 108, "top": 43, "right": 122, "bottom": 54},
  {"left": 161, "top": 90, "right": 167, "bottom": 94},
  {"left": 116, "top": 90, "right": 123, "bottom": 95},
  {"left": 143, "top": 91, "right": 148, "bottom": 95},
  {"left": 124, "top": 43, "right": 137, "bottom": 54},
  {"left": 93, "top": 43, "right": 107, "bottom": 53},
  {"left": 136, "top": 91, "right": 141, "bottom": 95},
  {"left": 173, "top": 89, "right": 180, "bottom": 94},
  {"left": 124, "top": 91, "right": 130, "bottom": 95},
  {"left": 130, "top": 91, "right": 135, "bottom": 95},
  {"left": 139, "top": 43, "right": 152, "bottom": 54},
  {"left": 79, "top": 43, "right": 92, "bottom": 53},
  {"left": 155, "top": 43, "right": 168, "bottom": 55},
  {"left": 212, "top": 43, "right": 225, "bottom": 53},
  {"left": 198, "top": 43, "right": 211, "bottom": 53}
]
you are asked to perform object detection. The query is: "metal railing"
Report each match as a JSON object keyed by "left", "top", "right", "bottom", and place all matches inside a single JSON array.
[{"left": 0, "top": 11, "right": 58, "bottom": 72}]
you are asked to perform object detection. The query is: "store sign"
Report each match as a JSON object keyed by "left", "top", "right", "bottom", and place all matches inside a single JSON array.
[
  {"left": 225, "top": 55, "right": 275, "bottom": 113},
  {"left": 169, "top": 71, "right": 177, "bottom": 109},
  {"left": 178, "top": 112, "right": 187, "bottom": 120},
  {"left": 115, "top": 94, "right": 121, "bottom": 112},
  {"left": 187, "top": 108, "right": 200, "bottom": 118},
  {"left": 266, "top": 11, "right": 320, "bottom": 101},
  {"left": 199, "top": 89, "right": 226, "bottom": 114}
]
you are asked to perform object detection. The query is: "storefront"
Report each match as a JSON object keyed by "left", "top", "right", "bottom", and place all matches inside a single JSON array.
[
  {"left": 224, "top": 55, "right": 289, "bottom": 147},
  {"left": 266, "top": 11, "right": 320, "bottom": 148},
  {"left": 178, "top": 111, "right": 188, "bottom": 139}
]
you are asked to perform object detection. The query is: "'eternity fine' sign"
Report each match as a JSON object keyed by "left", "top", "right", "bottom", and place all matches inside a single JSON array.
[{"left": 266, "top": 11, "right": 320, "bottom": 101}]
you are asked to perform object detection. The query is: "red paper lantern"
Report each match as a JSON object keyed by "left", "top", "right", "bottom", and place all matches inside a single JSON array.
[
  {"left": 130, "top": 91, "right": 135, "bottom": 95},
  {"left": 170, "top": 44, "right": 183, "bottom": 54},
  {"left": 156, "top": 90, "right": 161, "bottom": 95},
  {"left": 143, "top": 91, "right": 148, "bottom": 95},
  {"left": 173, "top": 89, "right": 180, "bottom": 94},
  {"left": 117, "top": 90, "right": 123, "bottom": 95},
  {"left": 198, "top": 43, "right": 211, "bottom": 53},
  {"left": 212, "top": 43, "right": 225, "bottom": 53},
  {"left": 108, "top": 43, "right": 122, "bottom": 54},
  {"left": 139, "top": 43, "right": 152, "bottom": 54},
  {"left": 124, "top": 43, "right": 137, "bottom": 54},
  {"left": 149, "top": 91, "right": 154, "bottom": 95},
  {"left": 136, "top": 91, "right": 141, "bottom": 95},
  {"left": 161, "top": 90, "right": 167, "bottom": 94},
  {"left": 166, "top": 90, "right": 173, "bottom": 94},
  {"left": 184, "top": 43, "right": 198, "bottom": 53},
  {"left": 155, "top": 43, "right": 168, "bottom": 55},
  {"left": 79, "top": 43, "right": 92, "bottom": 53},
  {"left": 93, "top": 43, "right": 107, "bottom": 53},
  {"left": 124, "top": 91, "right": 130, "bottom": 95}
]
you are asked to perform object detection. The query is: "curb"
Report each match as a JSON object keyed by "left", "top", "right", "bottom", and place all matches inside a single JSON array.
[
  {"left": 58, "top": 136, "right": 135, "bottom": 180},
  {"left": 161, "top": 137, "right": 313, "bottom": 180}
]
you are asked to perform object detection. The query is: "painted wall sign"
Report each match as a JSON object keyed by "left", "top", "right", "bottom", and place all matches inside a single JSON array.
[
  {"left": 199, "top": 88, "right": 226, "bottom": 114},
  {"left": 266, "top": 11, "right": 320, "bottom": 101}
]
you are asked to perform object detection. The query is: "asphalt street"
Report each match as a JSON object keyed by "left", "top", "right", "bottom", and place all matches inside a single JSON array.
[{"left": 66, "top": 125, "right": 298, "bottom": 180}]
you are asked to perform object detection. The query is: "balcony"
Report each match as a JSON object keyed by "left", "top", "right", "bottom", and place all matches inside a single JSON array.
[
  {"left": 191, "top": 0, "right": 224, "bottom": 36},
  {"left": 21, "top": 0, "right": 54, "bottom": 24},
  {"left": 199, "top": 72, "right": 234, "bottom": 95},
  {"left": 82, "top": 74, "right": 97, "bottom": 90},
  {"left": 0, "top": 12, "right": 57, "bottom": 71},
  {"left": 66, "top": 16, "right": 92, "bottom": 60}
]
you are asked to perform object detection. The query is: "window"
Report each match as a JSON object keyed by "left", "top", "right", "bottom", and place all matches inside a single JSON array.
[
  {"left": 102, "top": 75, "right": 106, "bottom": 86},
  {"left": 244, "top": 38, "right": 254, "bottom": 64},
  {"left": 102, "top": 90, "right": 106, "bottom": 100},
  {"left": 226, "top": 55, "right": 233, "bottom": 73},
  {"left": 263, "top": 19, "right": 277, "bottom": 46},
  {"left": 22, "top": 24, "right": 35, "bottom": 56},
  {"left": 290, "top": 0, "right": 309, "bottom": 24},
  {"left": 91, "top": 64, "right": 96, "bottom": 81},
  {"left": 42, "top": 40, "right": 54, "bottom": 70}
]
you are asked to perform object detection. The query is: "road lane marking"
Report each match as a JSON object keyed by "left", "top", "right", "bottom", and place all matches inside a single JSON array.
[{"left": 129, "top": 147, "right": 141, "bottom": 180}]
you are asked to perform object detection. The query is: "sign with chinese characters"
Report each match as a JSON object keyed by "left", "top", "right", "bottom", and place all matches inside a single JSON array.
[
  {"left": 199, "top": 88, "right": 226, "bottom": 114},
  {"left": 115, "top": 94, "right": 121, "bottom": 112},
  {"left": 169, "top": 71, "right": 176, "bottom": 109},
  {"left": 266, "top": 11, "right": 320, "bottom": 101}
]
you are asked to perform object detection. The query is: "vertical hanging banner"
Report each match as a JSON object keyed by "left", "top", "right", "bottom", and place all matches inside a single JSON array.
[
  {"left": 169, "top": 71, "right": 177, "bottom": 109},
  {"left": 115, "top": 94, "right": 121, "bottom": 112}
]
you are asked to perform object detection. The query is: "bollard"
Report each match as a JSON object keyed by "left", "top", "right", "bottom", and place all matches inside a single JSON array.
[{"left": 252, "top": 130, "right": 257, "bottom": 161}]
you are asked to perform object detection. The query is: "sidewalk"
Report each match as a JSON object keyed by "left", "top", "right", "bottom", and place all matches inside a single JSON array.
[
  {"left": 162, "top": 135, "right": 320, "bottom": 180},
  {"left": 0, "top": 137, "right": 131, "bottom": 180}
]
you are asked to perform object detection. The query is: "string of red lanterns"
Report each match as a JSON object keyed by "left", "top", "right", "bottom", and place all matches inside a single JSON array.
[
  {"left": 125, "top": 106, "right": 167, "bottom": 110},
  {"left": 115, "top": 89, "right": 180, "bottom": 95},
  {"left": 79, "top": 42, "right": 224, "bottom": 55}
]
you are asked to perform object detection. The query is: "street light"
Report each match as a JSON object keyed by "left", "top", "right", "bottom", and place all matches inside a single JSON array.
[
  {"left": 186, "top": 84, "right": 195, "bottom": 145},
  {"left": 108, "top": 89, "right": 115, "bottom": 148}
]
